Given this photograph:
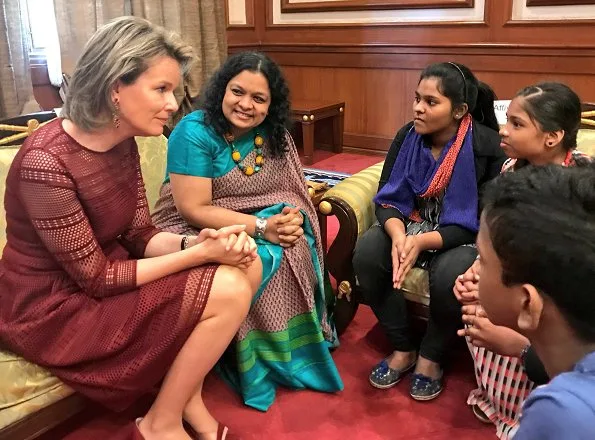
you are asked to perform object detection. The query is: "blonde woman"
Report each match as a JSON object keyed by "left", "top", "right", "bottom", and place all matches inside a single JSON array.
[{"left": 0, "top": 17, "right": 253, "bottom": 440}]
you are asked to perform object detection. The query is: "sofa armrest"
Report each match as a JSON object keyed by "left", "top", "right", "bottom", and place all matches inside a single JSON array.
[
  {"left": 577, "top": 128, "right": 595, "bottom": 157},
  {"left": 319, "top": 161, "right": 384, "bottom": 292}
]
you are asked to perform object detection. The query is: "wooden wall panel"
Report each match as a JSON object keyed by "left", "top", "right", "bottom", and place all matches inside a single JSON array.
[
  {"left": 526, "top": 0, "right": 595, "bottom": 5},
  {"left": 227, "top": 0, "right": 595, "bottom": 153},
  {"left": 278, "top": 64, "right": 595, "bottom": 153}
]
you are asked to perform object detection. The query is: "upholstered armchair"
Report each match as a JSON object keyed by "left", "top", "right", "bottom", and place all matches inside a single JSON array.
[
  {"left": 319, "top": 163, "right": 431, "bottom": 335},
  {"left": 0, "top": 112, "right": 170, "bottom": 440},
  {"left": 320, "top": 112, "right": 595, "bottom": 336}
]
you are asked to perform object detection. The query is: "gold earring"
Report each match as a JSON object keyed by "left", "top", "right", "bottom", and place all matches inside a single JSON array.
[{"left": 112, "top": 101, "right": 121, "bottom": 128}]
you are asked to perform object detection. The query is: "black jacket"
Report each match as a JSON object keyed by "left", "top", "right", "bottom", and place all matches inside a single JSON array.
[{"left": 375, "top": 121, "right": 506, "bottom": 250}]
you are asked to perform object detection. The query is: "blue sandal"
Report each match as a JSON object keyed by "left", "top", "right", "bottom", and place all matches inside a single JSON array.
[
  {"left": 409, "top": 371, "right": 444, "bottom": 401},
  {"left": 369, "top": 359, "right": 416, "bottom": 389}
]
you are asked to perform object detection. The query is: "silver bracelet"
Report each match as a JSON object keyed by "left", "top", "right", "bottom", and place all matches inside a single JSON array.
[{"left": 255, "top": 217, "right": 267, "bottom": 239}]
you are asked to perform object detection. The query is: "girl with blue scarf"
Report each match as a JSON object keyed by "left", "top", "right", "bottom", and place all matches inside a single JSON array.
[{"left": 353, "top": 62, "right": 506, "bottom": 400}]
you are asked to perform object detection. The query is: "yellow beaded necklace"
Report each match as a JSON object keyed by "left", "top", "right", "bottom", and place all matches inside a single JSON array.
[{"left": 223, "top": 132, "right": 265, "bottom": 176}]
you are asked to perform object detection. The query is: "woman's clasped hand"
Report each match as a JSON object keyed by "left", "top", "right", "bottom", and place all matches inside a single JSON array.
[{"left": 189, "top": 225, "right": 258, "bottom": 269}]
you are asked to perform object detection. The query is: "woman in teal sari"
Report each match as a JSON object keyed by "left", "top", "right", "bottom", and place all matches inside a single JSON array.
[{"left": 152, "top": 51, "right": 343, "bottom": 411}]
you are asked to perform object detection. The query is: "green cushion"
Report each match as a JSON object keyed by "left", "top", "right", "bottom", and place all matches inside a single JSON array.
[{"left": 135, "top": 135, "right": 167, "bottom": 212}]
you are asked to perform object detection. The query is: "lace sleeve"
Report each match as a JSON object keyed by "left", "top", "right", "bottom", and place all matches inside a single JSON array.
[
  {"left": 19, "top": 148, "right": 137, "bottom": 298},
  {"left": 118, "top": 147, "right": 161, "bottom": 257}
]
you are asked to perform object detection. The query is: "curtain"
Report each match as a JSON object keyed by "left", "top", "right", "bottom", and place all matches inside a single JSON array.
[
  {"left": 0, "top": 0, "right": 34, "bottom": 118},
  {"left": 53, "top": 0, "right": 227, "bottom": 97}
]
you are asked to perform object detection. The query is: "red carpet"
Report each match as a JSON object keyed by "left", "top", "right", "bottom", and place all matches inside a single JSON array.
[
  {"left": 309, "top": 153, "right": 382, "bottom": 175},
  {"left": 39, "top": 151, "right": 494, "bottom": 439},
  {"left": 40, "top": 310, "right": 493, "bottom": 440}
]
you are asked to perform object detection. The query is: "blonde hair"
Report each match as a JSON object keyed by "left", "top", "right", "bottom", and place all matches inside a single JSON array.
[{"left": 62, "top": 16, "right": 195, "bottom": 131}]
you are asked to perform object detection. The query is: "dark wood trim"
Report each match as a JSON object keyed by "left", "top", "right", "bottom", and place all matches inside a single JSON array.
[
  {"left": 246, "top": 0, "right": 255, "bottom": 27},
  {"left": 224, "top": 0, "right": 595, "bottom": 47},
  {"left": 343, "top": 132, "right": 393, "bottom": 152},
  {"left": 343, "top": 146, "right": 388, "bottom": 156},
  {"left": 229, "top": 42, "right": 595, "bottom": 51},
  {"left": 526, "top": 0, "right": 595, "bottom": 5},
  {"left": 280, "top": 0, "right": 474, "bottom": 13},
  {"left": 267, "top": 0, "right": 485, "bottom": 28},
  {"left": 505, "top": 18, "right": 595, "bottom": 25},
  {"left": 228, "top": 44, "right": 262, "bottom": 53},
  {"left": 229, "top": 43, "right": 595, "bottom": 76},
  {"left": 233, "top": 44, "right": 595, "bottom": 75},
  {"left": 0, "top": 394, "right": 86, "bottom": 440},
  {"left": 266, "top": 20, "right": 488, "bottom": 28},
  {"left": 233, "top": 42, "right": 595, "bottom": 51}
]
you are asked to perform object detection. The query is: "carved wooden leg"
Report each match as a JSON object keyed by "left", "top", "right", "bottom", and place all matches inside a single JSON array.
[
  {"left": 332, "top": 110, "right": 344, "bottom": 154},
  {"left": 334, "top": 297, "right": 359, "bottom": 336}
]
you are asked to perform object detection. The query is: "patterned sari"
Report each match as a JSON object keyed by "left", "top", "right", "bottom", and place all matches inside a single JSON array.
[{"left": 151, "top": 111, "right": 343, "bottom": 411}]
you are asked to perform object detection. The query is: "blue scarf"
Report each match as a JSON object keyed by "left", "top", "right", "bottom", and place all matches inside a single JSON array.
[{"left": 374, "top": 123, "right": 479, "bottom": 233}]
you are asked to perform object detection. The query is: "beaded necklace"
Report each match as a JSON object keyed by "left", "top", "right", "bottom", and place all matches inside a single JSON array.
[{"left": 223, "top": 132, "right": 264, "bottom": 176}]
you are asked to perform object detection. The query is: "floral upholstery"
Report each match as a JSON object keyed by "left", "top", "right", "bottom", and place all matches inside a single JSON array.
[{"left": 0, "top": 135, "right": 168, "bottom": 430}]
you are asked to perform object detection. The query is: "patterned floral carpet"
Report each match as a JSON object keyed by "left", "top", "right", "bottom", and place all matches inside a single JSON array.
[{"left": 303, "top": 167, "right": 351, "bottom": 187}]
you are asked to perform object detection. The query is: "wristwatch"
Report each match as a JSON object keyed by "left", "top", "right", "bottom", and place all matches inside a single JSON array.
[{"left": 255, "top": 217, "right": 268, "bottom": 239}]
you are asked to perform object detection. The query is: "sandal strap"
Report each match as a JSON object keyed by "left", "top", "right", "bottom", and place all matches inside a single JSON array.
[{"left": 218, "top": 424, "right": 231, "bottom": 440}]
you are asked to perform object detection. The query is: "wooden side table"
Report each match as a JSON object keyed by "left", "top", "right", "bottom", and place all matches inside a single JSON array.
[{"left": 291, "top": 100, "right": 345, "bottom": 165}]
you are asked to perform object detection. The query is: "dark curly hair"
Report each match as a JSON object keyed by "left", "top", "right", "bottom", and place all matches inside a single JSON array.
[{"left": 197, "top": 51, "right": 291, "bottom": 157}]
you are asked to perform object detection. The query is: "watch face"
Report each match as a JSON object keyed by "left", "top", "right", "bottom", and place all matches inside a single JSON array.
[{"left": 256, "top": 218, "right": 267, "bottom": 237}]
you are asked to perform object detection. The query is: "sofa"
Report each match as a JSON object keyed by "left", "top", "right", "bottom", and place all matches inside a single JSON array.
[
  {"left": 0, "top": 112, "right": 327, "bottom": 438},
  {"left": 0, "top": 113, "right": 169, "bottom": 439},
  {"left": 321, "top": 123, "right": 595, "bottom": 335}
]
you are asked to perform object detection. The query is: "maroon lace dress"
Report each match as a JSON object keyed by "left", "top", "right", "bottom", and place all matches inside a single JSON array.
[{"left": 0, "top": 120, "right": 217, "bottom": 410}]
